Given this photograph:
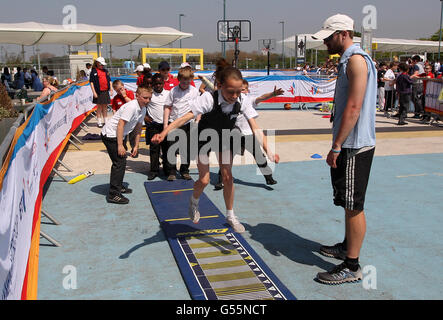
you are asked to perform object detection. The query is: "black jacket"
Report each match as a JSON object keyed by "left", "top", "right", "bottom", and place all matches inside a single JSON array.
[{"left": 89, "top": 67, "right": 111, "bottom": 92}]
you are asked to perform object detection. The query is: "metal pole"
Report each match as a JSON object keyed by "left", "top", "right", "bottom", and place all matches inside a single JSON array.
[
  {"left": 222, "top": 0, "right": 226, "bottom": 58},
  {"left": 439, "top": 0, "right": 443, "bottom": 61},
  {"left": 280, "top": 21, "right": 285, "bottom": 69},
  {"left": 57, "top": 159, "right": 73, "bottom": 172},
  {"left": 179, "top": 14, "right": 185, "bottom": 48},
  {"left": 36, "top": 44, "right": 41, "bottom": 74},
  {"left": 40, "top": 231, "right": 62, "bottom": 247},
  {"left": 21, "top": 44, "right": 25, "bottom": 67},
  {"left": 52, "top": 168, "right": 70, "bottom": 183},
  {"left": 109, "top": 44, "right": 113, "bottom": 69},
  {"left": 41, "top": 209, "right": 61, "bottom": 225}
]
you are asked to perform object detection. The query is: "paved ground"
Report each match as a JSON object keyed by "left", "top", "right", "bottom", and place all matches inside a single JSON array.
[{"left": 37, "top": 106, "right": 443, "bottom": 300}]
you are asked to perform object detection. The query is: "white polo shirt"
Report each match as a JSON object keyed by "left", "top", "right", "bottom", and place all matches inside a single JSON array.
[
  {"left": 102, "top": 99, "right": 146, "bottom": 138},
  {"left": 164, "top": 85, "right": 199, "bottom": 124},
  {"left": 384, "top": 69, "right": 396, "bottom": 91},
  {"left": 235, "top": 95, "right": 259, "bottom": 135},
  {"left": 147, "top": 90, "right": 168, "bottom": 124},
  {"left": 189, "top": 91, "right": 258, "bottom": 134}
]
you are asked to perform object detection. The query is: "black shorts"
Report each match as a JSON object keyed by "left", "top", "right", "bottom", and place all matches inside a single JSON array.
[
  {"left": 197, "top": 128, "right": 242, "bottom": 157},
  {"left": 331, "top": 147, "right": 375, "bottom": 211}
]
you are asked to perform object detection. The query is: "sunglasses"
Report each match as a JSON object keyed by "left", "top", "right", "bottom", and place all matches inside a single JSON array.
[{"left": 323, "top": 31, "right": 342, "bottom": 42}]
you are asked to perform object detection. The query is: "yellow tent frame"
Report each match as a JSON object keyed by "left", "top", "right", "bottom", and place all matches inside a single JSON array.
[{"left": 141, "top": 48, "right": 204, "bottom": 70}]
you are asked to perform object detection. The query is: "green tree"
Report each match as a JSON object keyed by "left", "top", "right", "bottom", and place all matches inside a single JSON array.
[{"left": 419, "top": 29, "right": 442, "bottom": 41}]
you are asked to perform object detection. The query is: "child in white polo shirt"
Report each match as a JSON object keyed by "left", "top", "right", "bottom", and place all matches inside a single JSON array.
[
  {"left": 163, "top": 67, "right": 199, "bottom": 181},
  {"left": 101, "top": 85, "right": 152, "bottom": 204}
]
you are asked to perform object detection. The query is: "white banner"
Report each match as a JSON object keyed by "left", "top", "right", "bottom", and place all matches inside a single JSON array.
[
  {"left": 425, "top": 80, "right": 443, "bottom": 115},
  {"left": 0, "top": 82, "right": 93, "bottom": 299},
  {"left": 115, "top": 75, "right": 336, "bottom": 104}
]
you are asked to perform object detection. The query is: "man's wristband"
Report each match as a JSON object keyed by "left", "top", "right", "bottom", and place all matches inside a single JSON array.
[{"left": 331, "top": 148, "right": 341, "bottom": 154}]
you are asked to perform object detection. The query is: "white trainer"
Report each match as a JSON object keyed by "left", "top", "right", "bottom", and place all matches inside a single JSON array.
[
  {"left": 188, "top": 198, "right": 200, "bottom": 224},
  {"left": 227, "top": 215, "right": 245, "bottom": 233}
]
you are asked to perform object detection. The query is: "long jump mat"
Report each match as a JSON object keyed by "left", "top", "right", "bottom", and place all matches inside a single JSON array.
[{"left": 144, "top": 179, "right": 296, "bottom": 300}]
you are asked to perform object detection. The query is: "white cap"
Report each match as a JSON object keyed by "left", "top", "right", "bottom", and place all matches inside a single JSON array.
[
  {"left": 135, "top": 65, "right": 144, "bottom": 72},
  {"left": 143, "top": 63, "right": 151, "bottom": 69},
  {"left": 95, "top": 57, "right": 107, "bottom": 66},
  {"left": 180, "top": 62, "right": 191, "bottom": 69},
  {"left": 312, "top": 14, "right": 354, "bottom": 40}
]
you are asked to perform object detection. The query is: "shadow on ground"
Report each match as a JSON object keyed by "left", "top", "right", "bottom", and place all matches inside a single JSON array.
[{"left": 243, "top": 222, "right": 335, "bottom": 271}]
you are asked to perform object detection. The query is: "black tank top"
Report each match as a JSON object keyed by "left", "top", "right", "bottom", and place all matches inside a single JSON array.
[{"left": 198, "top": 90, "right": 242, "bottom": 135}]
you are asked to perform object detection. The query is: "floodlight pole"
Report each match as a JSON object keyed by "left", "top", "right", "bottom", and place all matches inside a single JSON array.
[
  {"left": 222, "top": 0, "right": 226, "bottom": 58},
  {"left": 179, "top": 14, "right": 185, "bottom": 48},
  {"left": 439, "top": 0, "right": 443, "bottom": 61},
  {"left": 280, "top": 21, "right": 285, "bottom": 69}
]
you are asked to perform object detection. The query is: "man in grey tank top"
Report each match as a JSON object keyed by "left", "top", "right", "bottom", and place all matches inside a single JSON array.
[{"left": 311, "top": 14, "right": 377, "bottom": 285}]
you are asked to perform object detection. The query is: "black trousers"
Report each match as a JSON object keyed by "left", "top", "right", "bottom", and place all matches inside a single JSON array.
[
  {"left": 146, "top": 122, "right": 169, "bottom": 174},
  {"left": 384, "top": 90, "right": 395, "bottom": 111},
  {"left": 166, "top": 122, "right": 191, "bottom": 175},
  {"left": 101, "top": 134, "right": 126, "bottom": 196},
  {"left": 412, "top": 83, "right": 424, "bottom": 115},
  {"left": 398, "top": 93, "right": 411, "bottom": 123}
]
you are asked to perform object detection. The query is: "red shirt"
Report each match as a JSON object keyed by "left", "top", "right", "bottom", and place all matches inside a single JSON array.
[
  {"left": 163, "top": 73, "right": 179, "bottom": 90},
  {"left": 111, "top": 89, "right": 135, "bottom": 111},
  {"left": 420, "top": 72, "right": 434, "bottom": 93},
  {"left": 96, "top": 68, "right": 109, "bottom": 91},
  {"left": 136, "top": 75, "right": 144, "bottom": 86}
]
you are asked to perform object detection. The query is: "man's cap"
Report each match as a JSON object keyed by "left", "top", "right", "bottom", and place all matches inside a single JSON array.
[
  {"left": 312, "top": 14, "right": 354, "bottom": 40},
  {"left": 179, "top": 62, "right": 191, "bottom": 69},
  {"left": 95, "top": 57, "right": 107, "bottom": 66},
  {"left": 143, "top": 63, "right": 151, "bottom": 69},
  {"left": 135, "top": 65, "right": 144, "bottom": 72},
  {"left": 158, "top": 61, "right": 170, "bottom": 70}
]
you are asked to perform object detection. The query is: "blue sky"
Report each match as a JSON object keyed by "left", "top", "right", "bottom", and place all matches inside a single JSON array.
[{"left": 0, "top": 0, "right": 441, "bottom": 58}]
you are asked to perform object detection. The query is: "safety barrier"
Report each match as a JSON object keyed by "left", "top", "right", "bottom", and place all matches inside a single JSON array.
[
  {"left": 0, "top": 80, "right": 94, "bottom": 300},
  {"left": 112, "top": 73, "right": 336, "bottom": 105},
  {"left": 424, "top": 78, "right": 443, "bottom": 126}
]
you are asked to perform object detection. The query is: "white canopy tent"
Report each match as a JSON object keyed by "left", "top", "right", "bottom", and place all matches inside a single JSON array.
[
  {"left": 0, "top": 22, "right": 194, "bottom": 74},
  {"left": 0, "top": 22, "right": 193, "bottom": 47},
  {"left": 280, "top": 34, "right": 441, "bottom": 53}
]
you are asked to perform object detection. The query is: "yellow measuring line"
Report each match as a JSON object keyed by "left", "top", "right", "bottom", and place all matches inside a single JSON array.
[
  {"left": 165, "top": 215, "right": 219, "bottom": 222},
  {"left": 152, "top": 188, "right": 194, "bottom": 194}
]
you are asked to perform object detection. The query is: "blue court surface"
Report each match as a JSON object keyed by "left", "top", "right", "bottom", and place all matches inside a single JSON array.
[
  {"left": 144, "top": 179, "right": 296, "bottom": 300},
  {"left": 38, "top": 153, "right": 443, "bottom": 300}
]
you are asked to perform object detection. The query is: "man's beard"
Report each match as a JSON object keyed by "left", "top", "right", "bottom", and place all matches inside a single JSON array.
[{"left": 327, "top": 43, "right": 342, "bottom": 55}]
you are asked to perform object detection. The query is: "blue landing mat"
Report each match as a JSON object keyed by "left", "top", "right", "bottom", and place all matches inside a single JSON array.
[{"left": 144, "top": 179, "right": 296, "bottom": 300}]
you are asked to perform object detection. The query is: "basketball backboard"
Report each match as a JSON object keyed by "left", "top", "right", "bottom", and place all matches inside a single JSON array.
[
  {"left": 217, "top": 20, "right": 251, "bottom": 42},
  {"left": 258, "top": 39, "right": 276, "bottom": 51}
]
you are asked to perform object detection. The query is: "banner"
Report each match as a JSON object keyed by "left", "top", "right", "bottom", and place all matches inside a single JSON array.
[
  {"left": 0, "top": 81, "right": 94, "bottom": 300},
  {"left": 113, "top": 74, "right": 336, "bottom": 104},
  {"left": 425, "top": 79, "right": 443, "bottom": 115}
]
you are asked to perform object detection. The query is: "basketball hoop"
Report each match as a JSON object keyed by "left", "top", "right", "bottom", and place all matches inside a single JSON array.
[
  {"left": 258, "top": 39, "right": 275, "bottom": 75},
  {"left": 217, "top": 20, "right": 251, "bottom": 68}
]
